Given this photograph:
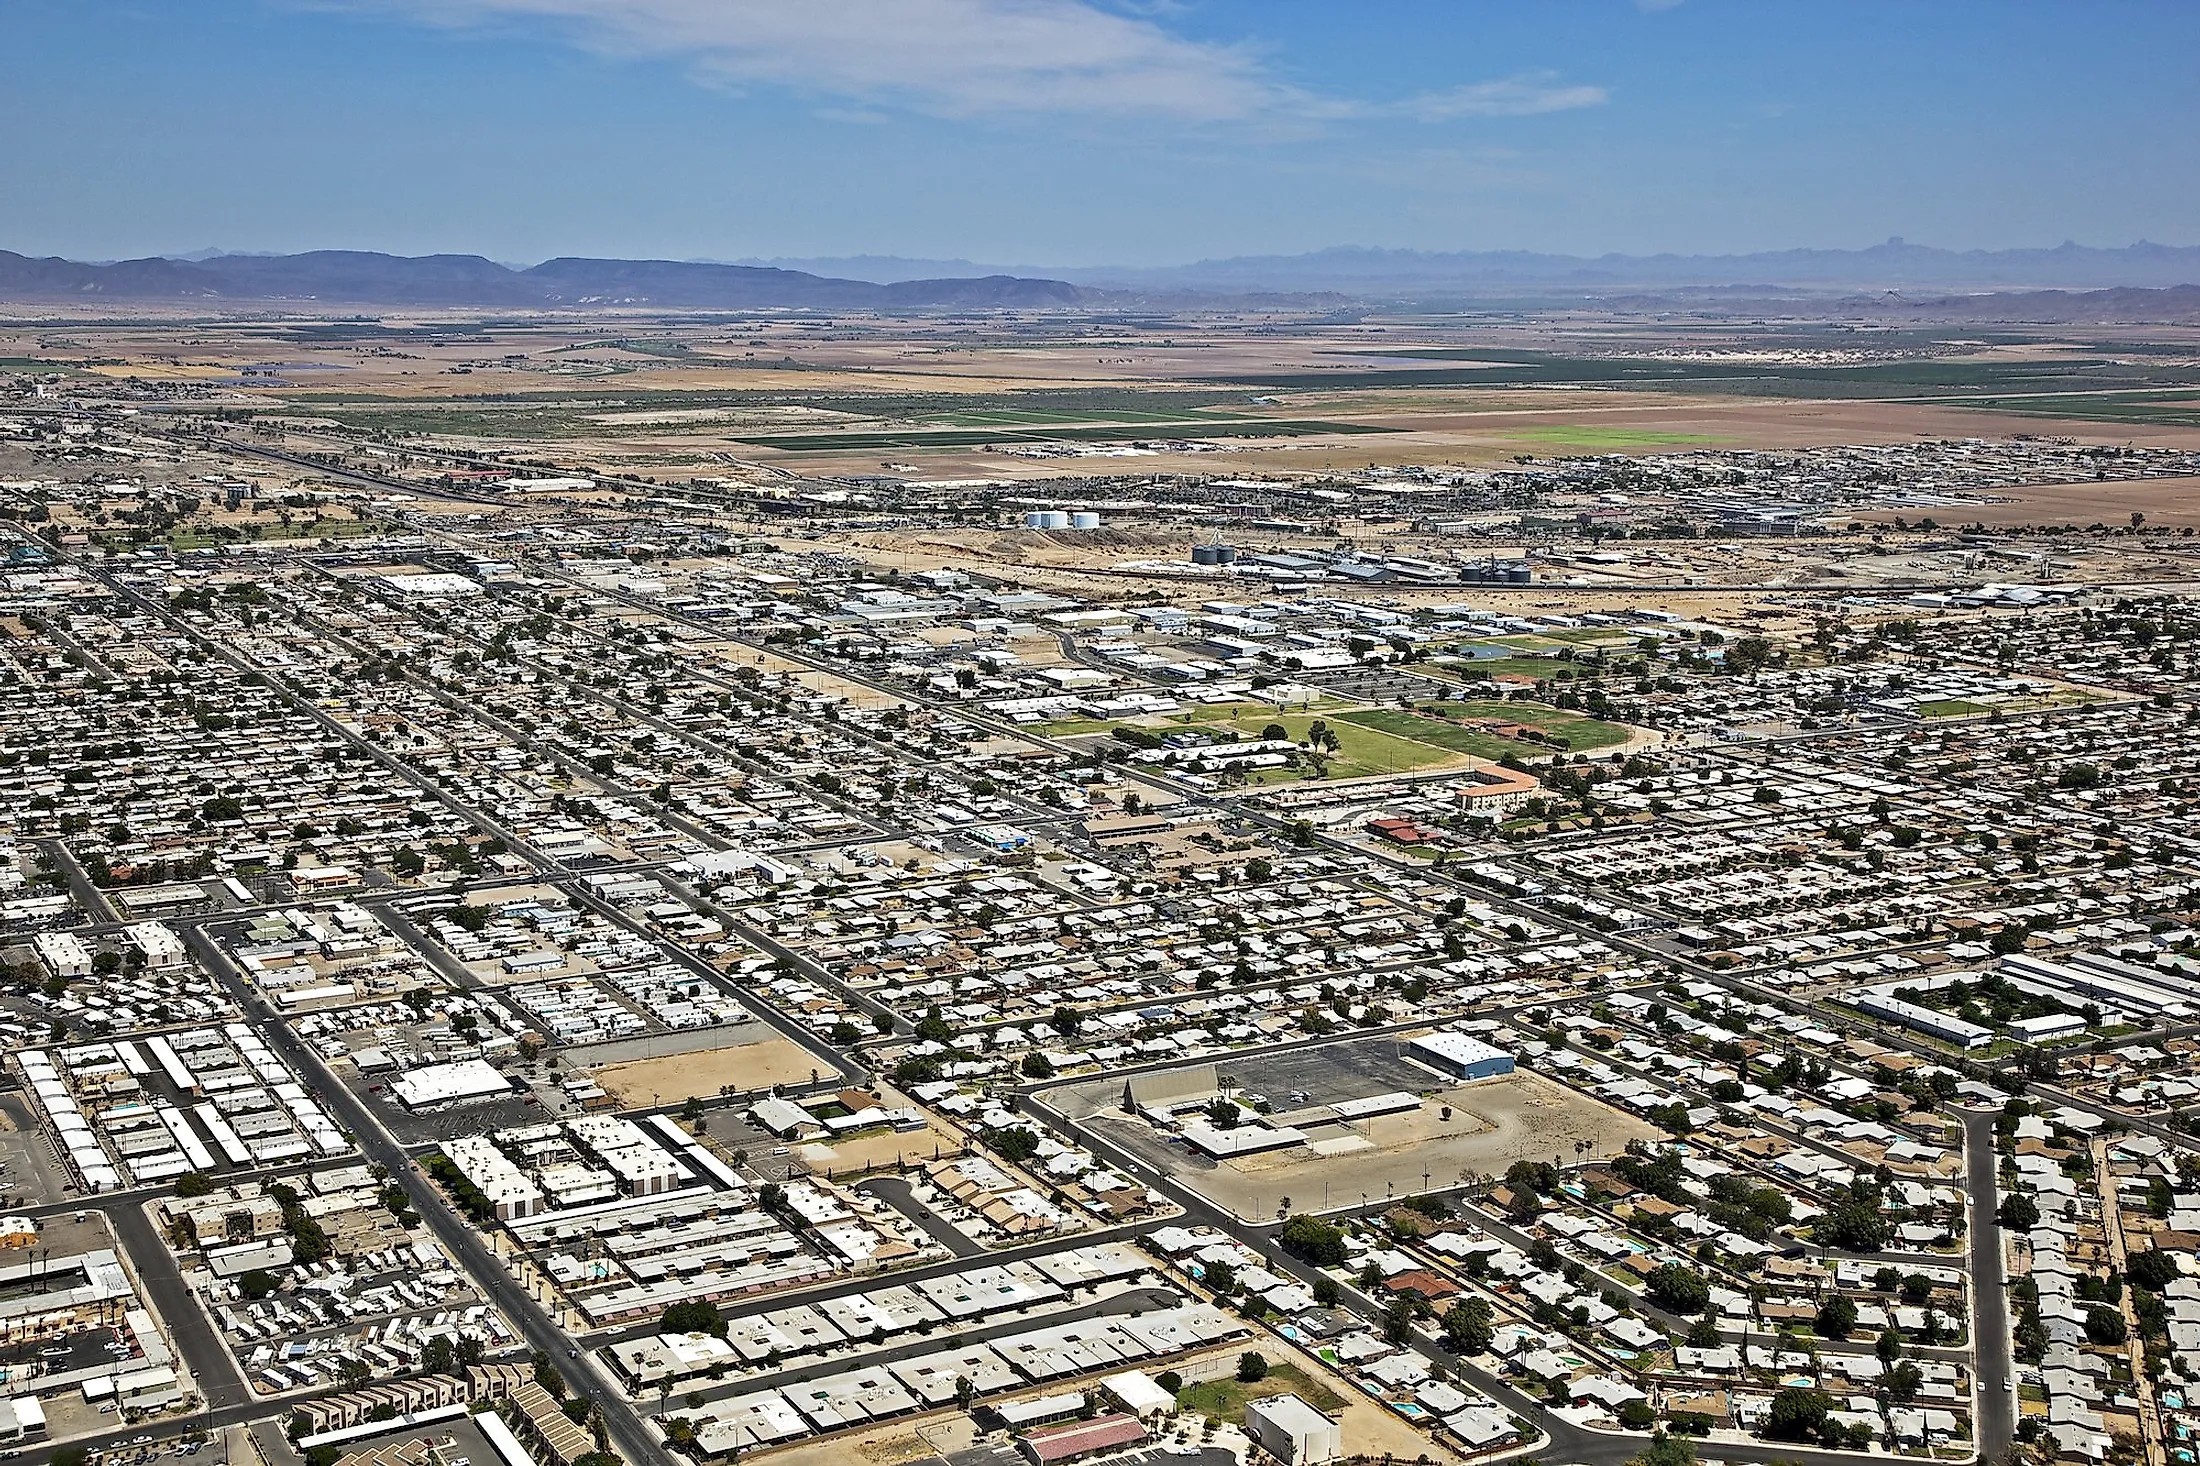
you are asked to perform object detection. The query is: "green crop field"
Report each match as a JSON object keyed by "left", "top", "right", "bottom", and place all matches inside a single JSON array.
[
  {"left": 1956, "top": 391, "right": 2200, "bottom": 428},
  {"left": 726, "top": 418, "right": 1400, "bottom": 451},
  {"left": 918, "top": 407, "right": 1216, "bottom": 427},
  {"left": 1209, "top": 346, "right": 2200, "bottom": 401}
]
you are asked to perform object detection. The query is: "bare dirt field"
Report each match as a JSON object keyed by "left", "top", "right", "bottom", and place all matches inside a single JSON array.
[
  {"left": 588, "top": 1033, "right": 835, "bottom": 1105},
  {"left": 1061, "top": 1045, "right": 1661, "bottom": 1222},
  {"left": 1846, "top": 475, "right": 2200, "bottom": 529},
  {"left": 1191, "top": 1069, "right": 1661, "bottom": 1220},
  {"left": 753, "top": 391, "right": 2200, "bottom": 481}
]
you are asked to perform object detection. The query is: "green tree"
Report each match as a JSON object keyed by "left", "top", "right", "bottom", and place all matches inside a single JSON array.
[
  {"left": 2084, "top": 1306, "right": 2127, "bottom": 1346},
  {"left": 1278, "top": 1214, "right": 1349, "bottom": 1267},
  {"left": 2129, "top": 1250, "right": 2179, "bottom": 1291},
  {"left": 985, "top": 1125, "right": 1043, "bottom": 1164},
  {"left": 1817, "top": 1202, "right": 1888, "bottom": 1252},
  {"left": 662, "top": 1299, "right": 725, "bottom": 1337},
  {"left": 1997, "top": 1194, "right": 2041, "bottom": 1232},
  {"left": 1442, "top": 1297, "right": 1495, "bottom": 1355},
  {"left": 1630, "top": 1432, "right": 1695, "bottom": 1466},
  {"left": 1646, "top": 1264, "right": 1712, "bottom": 1315},
  {"left": 1766, "top": 1388, "right": 1831, "bottom": 1442},
  {"left": 1236, "top": 1352, "right": 1269, "bottom": 1384},
  {"left": 532, "top": 1350, "right": 567, "bottom": 1401},
  {"left": 1815, "top": 1295, "right": 1858, "bottom": 1340}
]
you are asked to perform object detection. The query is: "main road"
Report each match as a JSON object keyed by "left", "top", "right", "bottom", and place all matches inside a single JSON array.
[
  {"left": 174, "top": 927, "right": 672, "bottom": 1466},
  {"left": 1964, "top": 1111, "right": 2015, "bottom": 1465}
]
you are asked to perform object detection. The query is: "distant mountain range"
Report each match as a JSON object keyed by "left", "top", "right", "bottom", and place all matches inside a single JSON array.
[
  {"left": 3, "top": 241, "right": 2197, "bottom": 313},
  {"left": 1848, "top": 283, "right": 2200, "bottom": 324},
  {"left": 745, "top": 239, "right": 2200, "bottom": 295},
  {"left": 0, "top": 249, "right": 1081, "bottom": 309}
]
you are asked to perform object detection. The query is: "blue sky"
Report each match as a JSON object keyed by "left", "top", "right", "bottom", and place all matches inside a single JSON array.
[{"left": 4, "top": 0, "right": 2195, "bottom": 266}]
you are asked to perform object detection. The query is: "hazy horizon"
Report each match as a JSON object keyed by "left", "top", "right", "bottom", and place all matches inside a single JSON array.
[{"left": 5, "top": 0, "right": 2195, "bottom": 267}]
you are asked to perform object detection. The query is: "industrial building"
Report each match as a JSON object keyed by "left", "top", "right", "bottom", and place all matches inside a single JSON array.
[
  {"left": 391, "top": 1058, "right": 515, "bottom": 1111},
  {"left": 1021, "top": 509, "right": 1099, "bottom": 530},
  {"left": 2000, "top": 952, "right": 2193, "bottom": 1020},
  {"left": 1847, "top": 984, "right": 1993, "bottom": 1050},
  {"left": 1407, "top": 1031, "right": 1515, "bottom": 1081}
]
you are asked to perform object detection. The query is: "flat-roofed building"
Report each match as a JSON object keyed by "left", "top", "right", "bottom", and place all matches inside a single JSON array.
[
  {"left": 1245, "top": 1394, "right": 1343, "bottom": 1466},
  {"left": 1407, "top": 1031, "right": 1514, "bottom": 1081},
  {"left": 392, "top": 1059, "right": 512, "bottom": 1111},
  {"left": 1018, "top": 1414, "right": 1147, "bottom": 1466}
]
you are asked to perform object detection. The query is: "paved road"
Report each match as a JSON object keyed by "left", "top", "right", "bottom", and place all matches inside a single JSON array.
[
  {"left": 175, "top": 927, "right": 672, "bottom": 1466},
  {"left": 38, "top": 837, "right": 118, "bottom": 925},
  {"left": 104, "top": 1202, "right": 252, "bottom": 1410},
  {"left": 1964, "top": 1110, "right": 2015, "bottom": 1464},
  {"left": 854, "top": 1176, "right": 985, "bottom": 1259},
  {"left": 664, "top": 1285, "right": 1185, "bottom": 1412}
]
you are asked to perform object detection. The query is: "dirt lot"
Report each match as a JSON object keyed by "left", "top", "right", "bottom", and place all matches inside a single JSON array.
[
  {"left": 1199, "top": 1069, "right": 1659, "bottom": 1221},
  {"left": 1847, "top": 474, "right": 2200, "bottom": 529},
  {"left": 588, "top": 1032, "right": 836, "bottom": 1105},
  {"left": 1061, "top": 1044, "right": 1661, "bottom": 1222}
]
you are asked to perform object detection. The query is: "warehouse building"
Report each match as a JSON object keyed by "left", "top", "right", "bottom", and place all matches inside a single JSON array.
[
  {"left": 1408, "top": 1032, "right": 1515, "bottom": 1081},
  {"left": 0, "top": 1395, "right": 47, "bottom": 1443},
  {"left": 1847, "top": 985, "right": 1993, "bottom": 1050},
  {"left": 392, "top": 1059, "right": 514, "bottom": 1111}
]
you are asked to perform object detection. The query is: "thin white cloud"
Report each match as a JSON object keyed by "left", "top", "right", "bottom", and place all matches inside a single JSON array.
[
  {"left": 1404, "top": 73, "right": 1609, "bottom": 121},
  {"left": 348, "top": 0, "right": 1295, "bottom": 121}
]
